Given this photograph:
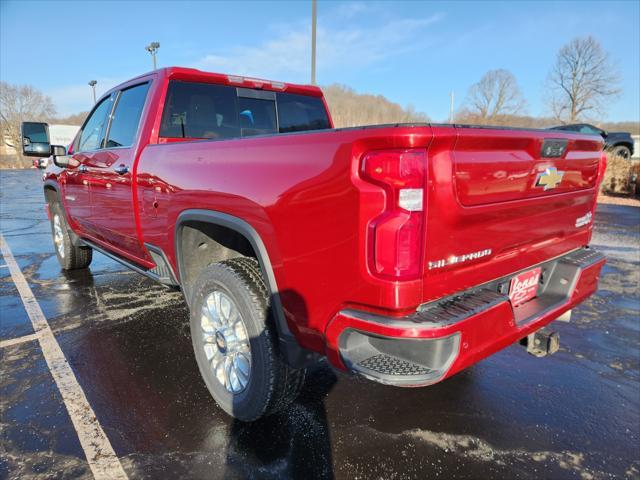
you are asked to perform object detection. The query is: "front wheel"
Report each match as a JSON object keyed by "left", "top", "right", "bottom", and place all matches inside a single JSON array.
[
  {"left": 189, "top": 257, "right": 306, "bottom": 421},
  {"left": 49, "top": 202, "right": 93, "bottom": 270}
]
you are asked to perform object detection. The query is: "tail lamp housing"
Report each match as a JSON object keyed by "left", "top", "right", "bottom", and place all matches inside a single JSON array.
[
  {"left": 361, "top": 149, "right": 426, "bottom": 279},
  {"left": 596, "top": 150, "right": 607, "bottom": 187}
]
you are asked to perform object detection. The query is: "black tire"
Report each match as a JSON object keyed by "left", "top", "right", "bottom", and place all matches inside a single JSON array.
[
  {"left": 611, "top": 145, "right": 631, "bottom": 160},
  {"left": 49, "top": 202, "right": 93, "bottom": 270},
  {"left": 189, "top": 257, "right": 306, "bottom": 421}
]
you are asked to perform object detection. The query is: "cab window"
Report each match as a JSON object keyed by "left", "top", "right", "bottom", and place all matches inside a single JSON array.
[
  {"left": 106, "top": 83, "right": 150, "bottom": 148},
  {"left": 276, "top": 92, "right": 330, "bottom": 132},
  {"left": 160, "top": 81, "right": 239, "bottom": 139},
  {"left": 159, "top": 80, "right": 331, "bottom": 140},
  {"left": 78, "top": 96, "right": 112, "bottom": 152},
  {"left": 578, "top": 125, "right": 600, "bottom": 135},
  {"left": 238, "top": 97, "right": 277, "bottom": 136}
]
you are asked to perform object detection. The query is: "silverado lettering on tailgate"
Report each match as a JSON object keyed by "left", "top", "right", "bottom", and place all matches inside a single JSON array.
[{"left": 428, "top": 249, "right": 492, "bottom": 270}]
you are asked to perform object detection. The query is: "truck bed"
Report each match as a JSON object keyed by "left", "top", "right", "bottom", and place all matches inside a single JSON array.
[{"left": 136, "top": 123, "right": 603, "bottom": 354}]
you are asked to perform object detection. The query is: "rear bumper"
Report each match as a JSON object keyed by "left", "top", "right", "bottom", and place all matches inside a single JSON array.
[{"left": 325, "top": 247, "right": 605, "bottom": 386}]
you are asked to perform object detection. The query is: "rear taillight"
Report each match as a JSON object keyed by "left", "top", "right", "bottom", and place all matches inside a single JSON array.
[
  {"left": 587, "top": 150, "right": 608, "bottom": 243},
  {"left": 361, "top": 149, "right": 426, "bottom": 279},
  {"left": 597, "top": 150, "right": 607, "bottom": 187}
]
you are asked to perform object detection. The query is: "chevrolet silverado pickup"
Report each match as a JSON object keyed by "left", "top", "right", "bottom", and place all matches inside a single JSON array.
[{"left": 23, "top": 67, "right": 607, "bottom": 421}]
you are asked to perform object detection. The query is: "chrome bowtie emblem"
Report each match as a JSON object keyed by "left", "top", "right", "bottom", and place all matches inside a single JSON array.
[{"left": 536, "top": 167, "right": 564, "bottom": 190}]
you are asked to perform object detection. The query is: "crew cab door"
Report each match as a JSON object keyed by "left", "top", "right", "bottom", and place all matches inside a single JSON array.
[
  {"left": 64, "top": 94, "right": 115, "bottom": 236},
  {"left": 88, "top": 82, "right": 151, "bottom": 262}
]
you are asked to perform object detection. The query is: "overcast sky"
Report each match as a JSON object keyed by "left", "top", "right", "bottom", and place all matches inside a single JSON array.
[{"left": 2, "top": 0, "right": 638, "bottom": 122}]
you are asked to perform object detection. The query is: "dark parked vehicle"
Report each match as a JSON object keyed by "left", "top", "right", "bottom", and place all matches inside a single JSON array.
[{"left": 549, "top": 123, "right": 634, "bottom": 159}]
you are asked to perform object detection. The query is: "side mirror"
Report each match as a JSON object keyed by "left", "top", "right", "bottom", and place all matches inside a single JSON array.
[
  {"left": 601, "top": 130, "right": 608, "bottom": 138},
  {"left": 21, "top": 122, "right": 51, "bottom": 157},
  {"left": 51, "top": 145, "right": 70, "bottom": 168}
]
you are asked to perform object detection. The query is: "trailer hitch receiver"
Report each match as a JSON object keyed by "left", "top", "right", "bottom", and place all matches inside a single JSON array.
[{"left": 520, "top": 329, "right": 560, "bottom": 358}]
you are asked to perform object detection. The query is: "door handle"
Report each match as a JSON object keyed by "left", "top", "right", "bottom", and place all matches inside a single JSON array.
[
  {"left": 78, "top": 165, "right": 88, "bottom": 173},
  {"left": 114, "top": 164, "right": 129, "bottom": 175}
]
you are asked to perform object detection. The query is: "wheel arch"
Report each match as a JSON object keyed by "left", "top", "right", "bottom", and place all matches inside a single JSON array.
[
  {"left": 43, "top": 180, "right": 84, "bottom": 247},
  {"left": 174, "top": 209, "right": 317, "bottom": 368},
  {"left": 609, "top": 141, "right": 634, "bottom": 151},
  {"left": 43, "top": 180, "right": 59, "bottom": 203}
]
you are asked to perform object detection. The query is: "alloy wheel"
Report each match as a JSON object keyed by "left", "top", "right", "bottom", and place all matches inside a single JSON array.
[
  {"left": 200, "top": 290, "right": 251, "bottom": 393},
  {"left": 53, "top": 214, "right": 65, "bottom": 258}
]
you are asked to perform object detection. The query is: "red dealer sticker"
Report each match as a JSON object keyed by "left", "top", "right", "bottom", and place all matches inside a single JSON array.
[{"left": 509, "top": 267, "right": 542, "bottom": 307}]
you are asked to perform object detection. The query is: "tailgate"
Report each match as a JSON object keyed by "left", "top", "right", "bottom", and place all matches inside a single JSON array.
[
  {"left": 453, "top": 127, "right": 600, "bottom": 206},
  {"left": 422, "top": 126, "right": 603, "bottom": 302}
]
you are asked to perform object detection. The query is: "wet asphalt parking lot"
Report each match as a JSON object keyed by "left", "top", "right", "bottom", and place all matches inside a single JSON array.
[{"left": 0, "top": 168, "right": 638, "bottom": 480}]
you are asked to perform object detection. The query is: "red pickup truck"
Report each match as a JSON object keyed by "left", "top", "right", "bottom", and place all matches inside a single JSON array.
[{"left": 24, "top": 67, "right": 606, "bottom": 421}]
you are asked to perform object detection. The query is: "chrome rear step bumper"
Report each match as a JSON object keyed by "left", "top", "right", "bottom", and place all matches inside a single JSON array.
[{"left": 326, "top": 247, "right": 605, "bottom": 387}]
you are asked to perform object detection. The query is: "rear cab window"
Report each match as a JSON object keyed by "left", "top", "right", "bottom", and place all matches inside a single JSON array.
[
  {"left": 159, "top": 80, "right": 330, "bottom": 141},
  {"left": 237, "top": 89, "right": 277, "bottom": 137},
  {"left": 276, "top": 92, "right": 330, "bottom": 133},
  {"left": 161, "top": 82, "right": 239, "bottom": 140}
]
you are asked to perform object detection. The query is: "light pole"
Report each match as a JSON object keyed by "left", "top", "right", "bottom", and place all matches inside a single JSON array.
[
  {"left": 311, "top": 0, "right": 317, "bottom": 85},
  {"left": 449, "top": 91, "right": 454, "bottom": 124},
  {"left": 88, "top": 80, "right": 97, "bottom": 104},
  {"left": 145, "top": 42, "right": 160, "bottom": 70}
]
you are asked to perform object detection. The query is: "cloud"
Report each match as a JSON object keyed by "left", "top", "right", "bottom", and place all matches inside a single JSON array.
[
  {"left": 45, "top": 7, "right": 444, "bottom": 115},
  {"left": 193, "top": 13, "right": 444, "bottom": 82}
]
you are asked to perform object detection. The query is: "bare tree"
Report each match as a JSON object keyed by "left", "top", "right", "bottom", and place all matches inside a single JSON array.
[
  {"left": 52, "top": 111, "right": 88, "bottom": 126},
  {"left": 548, "top": 36, "right": 620, "bottom": 122},
  {"left": 0, "top": 82, "right": 56, "bottom": 152},
  {"left": 462, "top": 69, "right": 526, "bottom": 123}
]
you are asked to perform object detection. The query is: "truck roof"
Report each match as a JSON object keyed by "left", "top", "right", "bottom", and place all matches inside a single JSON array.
[{"left": 112, "top": 66, "right": 324, "bottom": 98}]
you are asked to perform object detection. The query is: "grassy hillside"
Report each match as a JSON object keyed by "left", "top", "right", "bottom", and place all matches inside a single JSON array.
[{"left": 322, "top": 84, "right": 429, "bottom": 128}]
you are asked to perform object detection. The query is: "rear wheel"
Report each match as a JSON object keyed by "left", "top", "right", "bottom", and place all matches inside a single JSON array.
[
  {"left": 49, "top": 202, "right": 93, "bottom": 270},
  {"left": 611, "top": 145, "right": 631, "bottom": 160},
  {"left": 189, "top": 257, "right": 306, "bottom": 421}
]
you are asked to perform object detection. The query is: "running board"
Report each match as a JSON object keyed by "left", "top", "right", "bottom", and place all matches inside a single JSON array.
[
  {"left": 145, "top": 243, "right": 179, "bottom": 286},
  {"left": 80, "top": 239, "right": 179, "bottom": 287}
]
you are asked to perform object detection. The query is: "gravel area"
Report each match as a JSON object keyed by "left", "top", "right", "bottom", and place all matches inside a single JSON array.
[{"left": 598, "top": 194, "right": 640, "bottom": 207}]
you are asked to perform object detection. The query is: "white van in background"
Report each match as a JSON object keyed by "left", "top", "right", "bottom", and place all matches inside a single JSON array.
[
  {"left": 33, "top": 124, "right": 80, "bottom": 168},
  {"left": 49, "top": 124, "right": 79, "bottom": 147}
]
